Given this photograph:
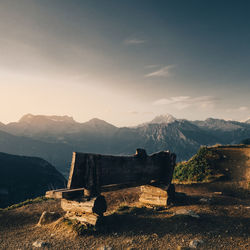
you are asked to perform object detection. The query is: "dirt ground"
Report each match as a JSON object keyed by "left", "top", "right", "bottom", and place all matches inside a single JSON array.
[{"left": 0, "top": 185, "right": 249, "bottom": 250}]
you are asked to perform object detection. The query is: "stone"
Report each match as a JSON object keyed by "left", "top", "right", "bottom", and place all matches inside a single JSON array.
[
  {"left": 175, "top": 209, "right": 200, "bottom": 218},
  {"left": 32, "top": 240, "right": 47, "bottom": 248},
  {"left": 97, "top": 246, "right": 113, "bottom": 250},
  {"left": 213, "top": 192, "right": 222, "bottom": 195},
  {"left": 37, "top": 211, "right": 60, "bottom": 226},
  {"left": 177, "top": 246, "right": 190, "bottom": 250},
  {"left": 199, "top": 198, "right": 211, "bottom": 204},
  {"left": 189, "top": 239, "right": 204, "bottom": 248}
]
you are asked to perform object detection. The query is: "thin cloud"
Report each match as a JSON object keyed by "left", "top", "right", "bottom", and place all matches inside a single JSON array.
[
  {"left": 128, "top": 111, "right": 154, "bottom": 115},
  {"left": 124, "top": 38, "right": 146, "bottom": 45},
  {"left": 153, "top": 96, "right": 218, "bottom": 110},
  {"left": 145, "top": 64, "right": 160, "bottom": 69},
  {"left": 226, "top": 106, "right": 249, "bottom": 113},
  {"left": 145, "top": 65, "right": 175, "bottom": 77},
  {"left": 239, "top": 106, "right": 248, "bottom": 111},
  {"left": 128, "top": 111, "right": 139, "bottom": 115}
]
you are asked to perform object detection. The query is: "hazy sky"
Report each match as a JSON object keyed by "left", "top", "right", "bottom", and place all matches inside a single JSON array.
[{"left": 0, "top": 0, "right": 250, "bottom": 126}]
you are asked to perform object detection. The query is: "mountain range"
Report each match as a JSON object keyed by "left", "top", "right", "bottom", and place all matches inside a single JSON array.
[{"left": 0, "top": 114, "right": 249, "bottom": 175}]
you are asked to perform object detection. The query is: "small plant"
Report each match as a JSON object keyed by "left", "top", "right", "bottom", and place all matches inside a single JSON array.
[
  {"left": 73, "top": 222, "right": 96, "bottom": 235},
  {"left": 62, "top": 218, "right": 73, "bottom": 226}
]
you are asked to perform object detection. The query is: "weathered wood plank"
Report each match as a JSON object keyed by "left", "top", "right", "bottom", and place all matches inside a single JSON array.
[
  {"left": 139, "top": 185, "right": 168, "bottom": 206},
  {"left": 101, "top": 181, "right": 152, "bottom": 192},
  {"left": 67, "top": 149, "right": 176, "bottom": 197},
  {"left": 61, "top": 199, "right": 94, "bottom": 214},
  {"left": 65, "top": 211, "right": 101, "bottom": 226},
  {"left": 61, "top": 195, "right": 107, "bottom": 216},
  {"left": 139, "top": 197, "right": 167, "bottom": 206},
  {"left": 45, "top": 188, "right": 86, "bottom": 199},
  {"left": 140, "top": 185, "right": 168, "bottom": 196}
]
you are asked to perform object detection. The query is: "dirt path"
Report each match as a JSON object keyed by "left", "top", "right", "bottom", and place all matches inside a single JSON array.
[{"left": 0, "top": 187, "right": 249, "bottom": 249}]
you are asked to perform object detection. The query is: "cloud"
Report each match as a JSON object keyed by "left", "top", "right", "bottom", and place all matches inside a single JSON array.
[
  {"left": 153, "top": 96, "right": 218, "bottom": 110},
  {"left": 145, "top": 64, "right": 160, "bottom": 69},
  {"left": 128, "top": 111, "right": 139, "bottom": 115},
  {"left": 124, "top": 38, "right": 146, "bottom": 45},
  {"left": 145, "top": 65, "right": 175, "bottom": 77},
  {"left": 226, "top": 106, "right": 249, "bottom": 113},
  {"left": 238, "top": 106, "right": 248, "bottom": 111},
  {"left": 128, "top": 111, "right": 154, "bottom": 115}
]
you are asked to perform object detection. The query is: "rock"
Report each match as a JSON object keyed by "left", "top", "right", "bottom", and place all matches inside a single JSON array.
[
  {"left": 189, "top": 239, "right": 204, "bottom": 248},
  {"left": 152, "top": 233, "right": 158, "bottom": 238},
  {"left": 37, "top": 211, "right": 60, "bottom": 226},
  {"left": 175, "top": 209, "right": 200, "bottom": 218},
  {"left": 97, "top": 246, "right": 113, "bottom": 250},
  {"left": 213, "top": 192, "right": 222, "bottom": 195},
  {"left": 199, "top": 197, "right": 212, "bottom": 204},
  {"left": 32, "top": 240, "right": 47, "bottom": 248},
  {"left": 177, "top": 246, "right": 190, "bottom": 250}
]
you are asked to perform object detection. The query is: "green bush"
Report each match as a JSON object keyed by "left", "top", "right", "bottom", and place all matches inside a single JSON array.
[{"left": 173, "top": 147, "right": 218, "bottom": 183}]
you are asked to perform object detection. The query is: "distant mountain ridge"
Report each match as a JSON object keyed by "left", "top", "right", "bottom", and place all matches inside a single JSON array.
[
  {"left": 2, "top": 114, "right": 117, "bottom": 143},
  {"left": 19, "top": 113, "right": 76, "bottom": 123},
  {"left": 0, "top": 114, "right": 249, "bottom": 175}
]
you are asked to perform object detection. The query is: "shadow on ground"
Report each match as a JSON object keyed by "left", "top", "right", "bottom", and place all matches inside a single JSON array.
[{"left": 88, "top": 206, "right": 250, "bottom": 239}]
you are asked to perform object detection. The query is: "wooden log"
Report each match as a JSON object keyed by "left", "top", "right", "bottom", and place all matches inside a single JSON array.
[
  {"left": 139, "top": 193, "right": 168, "bottom": 206},
  {"left": 61, "top": 195, "right": 107, "bottom": 216},
  {"left": 45, "top": 189, "right": 66, "bottom": 199},
  {"left": 65, "top": 211, "right": 101, "bottom": 226},
  {"left": 139, "top": 197, "right": 167, "bottom": 206},
  {"left": 45, "top": 188, "right": 86, "bottom": 199},
  {"left": 101, "top": 181, "right": 151, "bottom": 193},
  {"left": 139, "top": 185, "right": 168, "bottom": 206},
  {"left": 140, "top": 185, "right": 168, "bottom": 196}
]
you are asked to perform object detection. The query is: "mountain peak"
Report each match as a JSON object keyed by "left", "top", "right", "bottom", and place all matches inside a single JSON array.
[
  {"left": 19, "top": 114, "right": 75, "bottom": 123},
  {"left": 88, "top": 118, "right": 106, "bottom": 124},
  {"left": 245, "top": 118, "right": 250, "bottom": 124},
  {"left": 84, "top": 118, "right": 117, "bottom": 128},
  {"left": 149, "top": 114, "right": 177, "bottom": 124}
]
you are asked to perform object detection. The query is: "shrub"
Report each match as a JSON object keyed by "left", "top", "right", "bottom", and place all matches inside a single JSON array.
[{"left": 173, "top": 147, "right": 218, "bottom": 183}]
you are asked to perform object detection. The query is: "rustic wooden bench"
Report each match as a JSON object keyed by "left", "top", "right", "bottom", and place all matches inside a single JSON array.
[{"left": 46, "top": 148, "right": 176, "bottom": 225}]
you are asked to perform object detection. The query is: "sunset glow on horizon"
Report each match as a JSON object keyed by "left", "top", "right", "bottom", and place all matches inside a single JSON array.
[{"left": 1, "top": 0, "right": 250, "bottom": 126}]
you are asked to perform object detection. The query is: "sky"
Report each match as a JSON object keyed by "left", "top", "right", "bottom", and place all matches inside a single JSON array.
[{"left": 0, "top": 0, "right": 250, "bottom": 126}]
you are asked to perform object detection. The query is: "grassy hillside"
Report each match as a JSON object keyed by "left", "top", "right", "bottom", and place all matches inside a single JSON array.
[
  {"left": 173, "top": 147, "right": 221, "bottom": 183},
  {"left": 173, "top": 145, "right": 250, "bottom": 185},
  {"left": 0, "top": 152, "right": 66, "bottom": 208}
]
